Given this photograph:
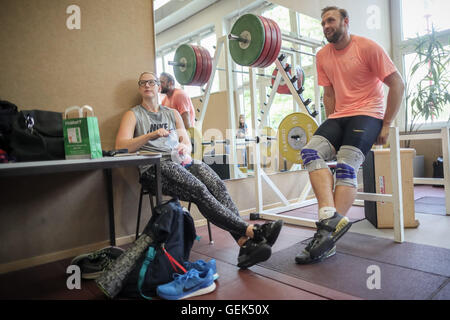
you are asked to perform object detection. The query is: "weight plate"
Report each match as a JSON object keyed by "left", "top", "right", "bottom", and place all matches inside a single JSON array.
[
  {"left": 271, "top": 63, "right": 291, "bottom": 94},
  {"left": 191, "top": 45, "right": 204, "bottom": 85},
  {"left": 201, "top": 47, "right": 212, "bottom": 86},
  {"left": 250, "top": 16, "right": 272, "bottom": 68},
  {"left": 295, "top": 66, "right": 305, "bottom": 90},
  {"left": 260, "top": 126, "right": 277, "bottom": 167},
  {"left": 173, "top": 44, "right": 197, "bottom": 85},
  {"left": 258, "top": 16, "right": 278, "bottom": 68},
  {"left": 261, "top": 18, "right": 281, "bottom": 68},
  {"left": 192, "top": 46, "right": 208, "bottom": 86},
  {"left": 187, "top": 126, "right": 203, "bottom": 160},
  {"left": 272, "top": 19, "right": 282, "bottom": 66},
  {"left": 229, "top": 14, "right": 265, "bottom": 66},
  {"left": 278, "top": 112, "right": 318, "bottom": 164},
  {"left": 195, "top": 46, "right": 210, "bottom": 86}
]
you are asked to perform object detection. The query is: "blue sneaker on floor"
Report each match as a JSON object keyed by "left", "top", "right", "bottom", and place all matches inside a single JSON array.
[
  {"left": 157, "top": 268, "right": 216, "bottom": 300},
  {"left": 184, "top": 259, "right": 219, "bottom": 280}
]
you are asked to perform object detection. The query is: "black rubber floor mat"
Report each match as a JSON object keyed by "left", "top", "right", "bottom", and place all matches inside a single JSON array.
[{"left": 258, "top": 232, "right": 450, "bottom": 300}]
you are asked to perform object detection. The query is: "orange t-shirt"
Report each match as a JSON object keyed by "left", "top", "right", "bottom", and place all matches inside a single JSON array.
[
  {"left": 316, "top": 35, "right": 398, "bottom": 119},
  {"left": 161, "top": 88, "right": 195, "bottom": 127}
]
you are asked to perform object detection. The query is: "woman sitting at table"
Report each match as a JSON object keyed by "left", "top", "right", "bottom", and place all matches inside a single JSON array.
[{"left": 114, "top": 71, "right": 283, "bottom": 269}]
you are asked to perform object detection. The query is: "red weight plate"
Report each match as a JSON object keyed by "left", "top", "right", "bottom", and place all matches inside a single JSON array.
[
  {"left": 295, "top": 65, "right": 305, "bottom": 90},
  {"left": 271, "top": 63, "right": 291, "bottom": 94},
  {"left": 258, "top": 16, "right": 278, "bottom": 68},
  {"left": 200, "top": 46, "right": 212, "bottom": 86},
  {"left": 193, "top": 45, "right": 208, "bottom": 86},
  {"left": 262, "top": 18, "right": 282, "bottom": 67},
  {"left": 250, "top": 16, "right": 271, "bottom": 68},
  {"left": 195, "top": 46, "right": 209, "bottom": 86},
  {"left": 191, "top": 45, "right": 204, "bottom": 85}
]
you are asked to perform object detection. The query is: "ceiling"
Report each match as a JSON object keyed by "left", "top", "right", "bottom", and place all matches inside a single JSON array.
[{"left": 154, "top": 0, "right": 221, "bottom": 34}]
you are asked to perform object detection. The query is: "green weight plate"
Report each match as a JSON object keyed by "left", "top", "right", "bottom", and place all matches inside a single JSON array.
[
  {"left": 173, "top": 44, "right": 196, "bottom": 85},
  {"left": 229, "top": 14, "right": 265, "bottom": 66}
]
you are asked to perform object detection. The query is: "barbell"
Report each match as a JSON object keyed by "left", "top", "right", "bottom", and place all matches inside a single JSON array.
[
  {"left": 171, "top": 44, "right": 212, "bottom": 86},
  {"left": 186, "top": 112, "right": 318, "bottom": 165},
  {"left": 228, "top": 14, "right": 282, "bottom": 68},
  {"left": 171, "top": 14, "right": 310, "bottom": 87}
]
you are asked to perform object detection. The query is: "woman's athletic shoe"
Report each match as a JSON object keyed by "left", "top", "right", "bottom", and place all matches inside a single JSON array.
[
  {"left": 184, "top": 259, "right": 219, "bottom": 280},
  {"left": 156, "top": 268, "right": 216, "bottom": 300},
  {"left": 237, "top": 238, "right": 272, "bottom": 269},
  {"left": 253, "top": 220, "right": 284, "bottom": 246}
]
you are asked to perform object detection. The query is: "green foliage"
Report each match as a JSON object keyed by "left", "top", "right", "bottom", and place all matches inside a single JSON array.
[{"left": 405, "top": 26, "right": 450, "bottom": 139}]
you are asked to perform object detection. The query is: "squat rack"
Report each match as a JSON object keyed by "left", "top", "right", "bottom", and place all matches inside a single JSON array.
[{"left": 193, "top": 32, "right": 406, "bottom": 243}]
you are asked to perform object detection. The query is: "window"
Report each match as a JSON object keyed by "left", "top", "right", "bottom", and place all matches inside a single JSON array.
[
  {"left": 401, "top": 0, "right": 450, "bottom": 40},
  {"left": 393, "top": 0, "right": 450, "bottom": 131},
  {"left": 153, "top": 0, "right": 170, "bottom": 11},
  {"left": 403, "top": 47, "right": 450, "bottom": 128}
]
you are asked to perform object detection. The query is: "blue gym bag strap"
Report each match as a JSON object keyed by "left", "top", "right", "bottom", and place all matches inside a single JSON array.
[{"left": 138, "top": 246, "right": 156, "bottom": 300}]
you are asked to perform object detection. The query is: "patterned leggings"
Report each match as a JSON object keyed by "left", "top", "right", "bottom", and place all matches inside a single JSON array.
[{"left": 141, "top": 160, "right": 247, "bottom": 242}]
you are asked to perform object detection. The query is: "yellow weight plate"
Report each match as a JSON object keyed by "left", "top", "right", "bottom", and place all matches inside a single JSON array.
[
  {"left": 278, "top": 113, "right": 318, "bottom": 164},
  {"left": 187, "top": 126, "right": 203, "bottom": 160},
  {"left": 260, "top": 126, "right": 277, "bottom": 167}
]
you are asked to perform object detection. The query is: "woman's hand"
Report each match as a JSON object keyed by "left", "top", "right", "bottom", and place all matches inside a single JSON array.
[
  {"left": 152, "top": 128, "right": 171, "bottom": 139},
  {"left": 176, "top": 143, "right": 189, "bottom": 156}
]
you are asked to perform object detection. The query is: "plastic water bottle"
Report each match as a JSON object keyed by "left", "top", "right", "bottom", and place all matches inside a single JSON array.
[
  {"left": 171, "top": 147, "right": 186, "bottom": 165},
  {"left": 171, "top": 144, "right": 192, "bottom": 166}
]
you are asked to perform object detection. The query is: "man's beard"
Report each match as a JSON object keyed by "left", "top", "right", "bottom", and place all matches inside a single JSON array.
[
  {"left": 160, "top": 86, "right": 169, "bottom": 94},
  {"left": 325, "top": 22, "right": 344, "bottom": 43}
]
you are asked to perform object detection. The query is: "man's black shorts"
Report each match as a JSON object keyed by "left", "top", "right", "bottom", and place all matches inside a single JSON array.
[{"left": 314, "top": 115, "right": 383, "bottom": 156}]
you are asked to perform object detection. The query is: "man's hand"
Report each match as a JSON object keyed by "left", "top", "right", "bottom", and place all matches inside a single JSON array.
[{"left": 376, "top": 124, "right": 390, "bottom": 145}]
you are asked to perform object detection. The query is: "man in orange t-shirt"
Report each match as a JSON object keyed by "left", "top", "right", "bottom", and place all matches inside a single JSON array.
[
  {"left": 296, "top": 6, "right": 405, "bottom": 264},
  {"left": 160, "top": 72, "right": 195, "bottom": 129}
]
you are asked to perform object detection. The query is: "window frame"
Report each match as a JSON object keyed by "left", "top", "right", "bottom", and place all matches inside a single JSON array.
[{"left": 391, "top": 0, "right": 450, "bottom": 132}]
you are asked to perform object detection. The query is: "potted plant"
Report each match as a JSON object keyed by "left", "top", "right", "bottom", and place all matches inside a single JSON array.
[{"left": 403, "top": 26, "right": 449, "bottom": 176}]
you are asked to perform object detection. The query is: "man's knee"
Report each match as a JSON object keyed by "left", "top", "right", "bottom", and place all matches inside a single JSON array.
[
  {"left": 335, "top": 145, "right": 365, "bottom": 188},
  {"left": 301, "top": 135, "right": 336, "bottom": 172}
]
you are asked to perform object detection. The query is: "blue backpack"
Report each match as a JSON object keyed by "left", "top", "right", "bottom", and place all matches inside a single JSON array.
[{"left": 120, "top": 198, "right": 197, "bottom": 299}]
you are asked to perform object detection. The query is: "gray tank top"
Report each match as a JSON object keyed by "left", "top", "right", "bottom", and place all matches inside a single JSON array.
[{"left": 131, "top": 104, "right": 179, "bottom": 163}]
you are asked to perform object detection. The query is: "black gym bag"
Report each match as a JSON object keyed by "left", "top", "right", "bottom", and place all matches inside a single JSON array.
[
  {"left": 0, "top": 100, "right": 19, "bottom": 153},
  {"left": 9, "top": 109, "right": 65, "bottom": 162}
]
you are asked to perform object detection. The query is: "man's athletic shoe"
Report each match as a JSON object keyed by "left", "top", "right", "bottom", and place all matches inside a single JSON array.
[
  {"left": 184, "top": 259, "right": 219, "bottom": 280},
  {"left": 253, "top": 220, "right": 284, "bottom": 246},
  {"left": 295, "top": 244, "right": 336, "bottom": 264},
  {"left": 237, "top": 238, "right": 272, "bottom": 269},
  {"left": 70, "top": 246, "right": 124, "bottom": 279},
  {"left": 307, "top": 212, "right": 351, "bottom": 259},
  {"left": 156, "top": 268, "right": 216, "bottom": 300}
]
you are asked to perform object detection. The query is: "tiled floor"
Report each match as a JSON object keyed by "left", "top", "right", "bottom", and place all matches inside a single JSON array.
[{"left": 0, "top": 185, "right": 448, "bottom": 300}]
